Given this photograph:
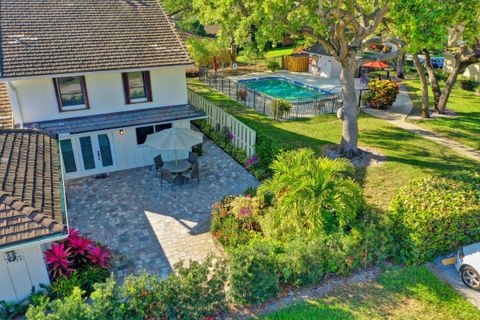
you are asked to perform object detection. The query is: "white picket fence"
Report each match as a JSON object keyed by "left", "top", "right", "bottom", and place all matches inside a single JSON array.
[{"left": 188, "top": 89, "right": 256, "bottom": 158}]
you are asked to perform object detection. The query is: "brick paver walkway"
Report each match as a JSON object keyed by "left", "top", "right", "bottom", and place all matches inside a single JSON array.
[{"left": 66, "top": 140, "right": 259, "bottom": 280}]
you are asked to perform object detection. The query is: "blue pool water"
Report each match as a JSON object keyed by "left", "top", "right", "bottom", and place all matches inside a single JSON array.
[{"left": 241, "top": 77, "right": 323, "bottom": 100}]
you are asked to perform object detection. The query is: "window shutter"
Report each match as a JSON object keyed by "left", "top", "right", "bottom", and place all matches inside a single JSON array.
[
  {"left": 121, "top": 73, "right": 130, "bottom": 104},
  {"left": 144, "top": 71, "right": 153, "bottom": 102}
]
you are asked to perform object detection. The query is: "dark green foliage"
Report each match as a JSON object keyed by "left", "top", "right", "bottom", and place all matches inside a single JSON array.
[
  {"left": 192, "top": 143, "right": 203, "bottom": 156},
  {"left": 267, "top": 60, "right": 281, "bottom": 72},
  {"left": 229, "top": 239, "right": 280, "bottom": 305},
  {"left": 459, "top": 78, "right": 478, "bottom": 91},
  {"left": 194, "top": 120, "right": 248, "bottom": 166},
  {"left": 49, "top": 266, "right": 110, "bottom": 299},
  {"left": 389, "top": 171, "right": 480, "bottom": 264},
  {"left": 25, "top": 255, "right": 227, "bottom": 320}
]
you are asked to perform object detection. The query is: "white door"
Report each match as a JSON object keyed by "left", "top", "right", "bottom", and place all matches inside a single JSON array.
[
  {"left": 0, "top": 250, "right": 32, "bottom": 301},
  {"left": 78, "top": 133, "right": 115, "bottom": 174}
]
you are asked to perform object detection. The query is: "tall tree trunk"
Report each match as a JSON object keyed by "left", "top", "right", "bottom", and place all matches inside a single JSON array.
[
  {"left": 412, "top": 53, "right": 430, "bottom": 118},
  {"left": 423, "top": 50, "right": 441, "bottom": 112},
  {"left": 437, "top": 55, "right": 463, "bottom": 114},
  {"left": 396, "top": 52, "right": 405, "bottom": 79},
  {"left": 338, "top": 54, "right": 360, "bottom": 158},
  {"left": 229, "top": 40, "right": 237, "bottom": 65}
]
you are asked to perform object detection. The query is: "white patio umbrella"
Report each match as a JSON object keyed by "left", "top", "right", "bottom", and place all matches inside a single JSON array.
[{"left": 144, "top": 127, "right": 203, "bottom": 164}]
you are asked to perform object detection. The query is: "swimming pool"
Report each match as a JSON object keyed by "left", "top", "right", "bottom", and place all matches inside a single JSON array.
[{"left": 239, "top": 77, "right": 324, "bottom": 100}]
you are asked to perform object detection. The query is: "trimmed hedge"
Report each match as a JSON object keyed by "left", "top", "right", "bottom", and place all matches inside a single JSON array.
[{"left": 389, "top": 171, "right": 480, "bottom": 264}]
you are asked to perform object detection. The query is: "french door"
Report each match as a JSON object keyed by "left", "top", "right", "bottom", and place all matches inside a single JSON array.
[{"left": 60, "top": 132, "right": 115, "bottom": 177}]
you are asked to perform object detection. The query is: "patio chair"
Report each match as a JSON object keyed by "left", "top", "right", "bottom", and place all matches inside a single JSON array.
[
  {"left": 153, "top": 154, "right": 164, "bottom": 177},
  {"left": 160, "top": 168, "right": 178, "bottom": 190},
  {"left": 183, "top": 163, "right": 200, "bottom": 186},
  {"left": 188, "top": 152, "right": 199, "bottom": 165}
]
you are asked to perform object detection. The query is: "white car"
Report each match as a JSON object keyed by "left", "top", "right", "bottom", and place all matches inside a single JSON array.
[{"left": 456, "top": 242, "right": 480, "bottom": 291}]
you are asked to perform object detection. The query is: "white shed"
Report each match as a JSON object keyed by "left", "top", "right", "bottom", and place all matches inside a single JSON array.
[{"left": 304, "top": 44, "right": 342, "bottom": 79}]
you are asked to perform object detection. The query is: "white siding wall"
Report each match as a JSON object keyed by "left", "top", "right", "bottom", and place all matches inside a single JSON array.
[
  {"left": 443, "top": 55, "right": 480, "bottom": 81},
  {"left": 12, "top": 66, "right": 188, "bottom": 123},
  {"left": 308, "top": 54, "right": 342, "bottom": 79},
  {"left": 0, "top": 244, "right": 50, "bottom": 302}
]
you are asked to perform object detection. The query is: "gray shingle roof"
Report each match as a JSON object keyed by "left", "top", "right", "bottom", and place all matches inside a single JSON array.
[
  {"left": 0, "top": 130, "right": 67, "bottom": 248},
  {"left": 304, "top": 44, "right": 331, "bottom": 56},
  {"left": 24, "top": 104, "right": 206, "bottom": 135},
  {"left": 0, "top": 0, "right": 192, "bottom": 79}
]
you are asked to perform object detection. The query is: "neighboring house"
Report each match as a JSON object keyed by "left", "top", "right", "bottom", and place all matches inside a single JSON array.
[
  {"left": 443, "top": 54, "right": 480, "bottom": 81},
  {"left": 303, "top": 44, "right": 342, "bottom": 79},
  {"left": 0, "top": 129, "right": 68, "bottom": 302},
  {"left": 0, "top": 0, "right": 205, "bottom": 180}
]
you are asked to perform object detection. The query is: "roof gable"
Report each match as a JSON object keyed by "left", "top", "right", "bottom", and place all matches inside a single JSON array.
[{"left": 0, "top": 0, "right": 192, "bottom": 78}]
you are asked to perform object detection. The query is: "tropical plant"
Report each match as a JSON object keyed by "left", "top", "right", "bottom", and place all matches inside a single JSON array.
[
  {"left": 365, "top": 79, "right": 400, "bottom": 109},
  {"left": 271, "top": 99, "right": 292, "bottom": 120},
  {"left": 258, "top": 149, "right": 364, "bottom": 239},
  {"left": 267, "top": 60, "right": 281, "bottom": 72},
  {"left": 44, "top": 243, "right": 73, "bottom": 279}
]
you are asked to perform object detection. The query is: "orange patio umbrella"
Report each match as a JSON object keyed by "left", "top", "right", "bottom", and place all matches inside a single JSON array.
[{"left": 362, "top": 61, "right": 389, "bottom": 68}]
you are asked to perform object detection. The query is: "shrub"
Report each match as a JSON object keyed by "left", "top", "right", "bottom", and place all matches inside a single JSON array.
[
  {"left": 267, "top": 60, "right": 281, "bottom": 72},
  {"left": 26, "top": 255, "right": 227, "bottom": 320},
  {"left": 271, "top": 99, "right": 292, "bottom": 120},
  {"left": 211, "top": 195, "right": 263, "bottom": 248},
  {"left": 365, "top": 79, "right": 400, "bottom": 109},
  {"left": 236, "top": 89, "right": 247, "bottom": 101},
  {"left": 459, "top": 77, "right": 478, "bottom": 91},
  {"left": 49, "top": 266, "right": 110, "bottom": 300},
  {"left": 389, "top": 171, "right": 480, "bottom": 264},
  {"left": 258, "top": 148, "right": 365, "bottom": 239},
  {"left": 229, "top": 239, "right": 280, "bottom": 305}
]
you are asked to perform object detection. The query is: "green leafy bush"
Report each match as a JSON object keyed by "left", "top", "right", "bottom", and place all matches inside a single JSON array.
[
  {"left": 365, "top": 79, "right": 400, "bottom": 109},
  {"left": 228, "top": 239, "right": 280, "bottom": 305},
  {"left": 26, "top": 255, "right": 227, "bottom": 320},
  {"left": 389, "top": 171, "right": 480, "bottom": 264},
  {"left": 49, "top": 266, "right": 110, "bottom": 300},
  {"left": 272, "top": 99, "right": 292, "bottom": 119},
  {"left": 459, "top": 77, "right": 478, "bottom": 91},
  {"left": 211, "top": 195, "right": 263, "bottom": 248},
  {"left": 194, "top": 120, "right": 248, "bottom": 165},
  {"left": 267, "top": 60, "right": 281, "bottom": 72}
]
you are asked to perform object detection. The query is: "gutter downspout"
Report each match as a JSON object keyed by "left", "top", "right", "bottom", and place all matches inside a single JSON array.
[{"left": 5, "top": 81, "right": 24, "bottom": 128}]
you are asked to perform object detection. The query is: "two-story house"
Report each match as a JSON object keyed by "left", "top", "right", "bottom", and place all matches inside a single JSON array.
[{"left": 0, "top": 0, "right": 205, "bottom": 302}]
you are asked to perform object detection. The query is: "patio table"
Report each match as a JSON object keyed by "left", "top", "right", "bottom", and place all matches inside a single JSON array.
[{"left": 163, "top": 160, "right": 191, "bottom": 173}]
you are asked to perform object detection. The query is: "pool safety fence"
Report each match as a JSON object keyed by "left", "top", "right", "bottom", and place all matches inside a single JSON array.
[{"left": 199, "top": 70, "right": 344, "bottom": 120}]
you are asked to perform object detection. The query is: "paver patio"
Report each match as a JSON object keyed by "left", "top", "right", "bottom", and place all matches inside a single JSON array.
[{"left": 65, "top": 139, "right": 259, "bottom": 280}]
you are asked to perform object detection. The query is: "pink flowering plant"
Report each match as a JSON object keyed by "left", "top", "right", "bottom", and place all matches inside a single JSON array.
[
  {"left": 211, "top": 195, "right": 263, "bottom": 248},
  {"left": 44, "top": 228, "right": 112, "bottom": 281}
]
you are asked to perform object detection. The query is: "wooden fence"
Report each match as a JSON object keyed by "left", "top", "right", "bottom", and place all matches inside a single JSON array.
[{"left": 188, "top": 89, "right": 257, "bottom": 158}]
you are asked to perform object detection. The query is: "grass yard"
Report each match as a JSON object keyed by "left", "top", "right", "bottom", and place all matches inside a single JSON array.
[
  {"left": 188, "top": 80, "right": 478, "bottom": 210},
  {"left": 403, "top": 78, "right": 480, "bottom": 150},
  {"left": 261, "top": 266, "right": 480, "bottom": 320}
]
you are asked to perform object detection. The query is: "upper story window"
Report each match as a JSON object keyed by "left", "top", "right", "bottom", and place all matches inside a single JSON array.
[
  {"left": 122, "top": 71, "right": 152, "bottom": 104},
  {"left": 54, "top": 76, "right": 89, "bottom": 111}
]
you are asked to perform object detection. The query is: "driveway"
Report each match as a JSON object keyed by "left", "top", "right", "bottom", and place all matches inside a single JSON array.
[
  {"left": 65, "top": 140, "right": 259, "bottom": 280},
  {"left": 428, "top": 256, "right": 480, "bottom": 309}
]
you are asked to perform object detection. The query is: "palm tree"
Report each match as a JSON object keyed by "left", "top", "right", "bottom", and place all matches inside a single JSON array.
[{"left": 258, "top": 148, "right": 364, "bottom": 239}]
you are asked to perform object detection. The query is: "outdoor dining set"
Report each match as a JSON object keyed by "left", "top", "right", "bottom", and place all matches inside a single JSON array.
[{"left": 143, "top": 127, "right": 203, "bottom": 189}]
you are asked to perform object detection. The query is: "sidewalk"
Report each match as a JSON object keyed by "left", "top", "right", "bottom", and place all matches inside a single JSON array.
[{"left": 362, "top": 85, "right": 480, "bottom": 162}]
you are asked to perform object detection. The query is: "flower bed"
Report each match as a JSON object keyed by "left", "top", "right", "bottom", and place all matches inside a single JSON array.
[{"left": 365, "top": 79, "right": 400, "bottom": 109}]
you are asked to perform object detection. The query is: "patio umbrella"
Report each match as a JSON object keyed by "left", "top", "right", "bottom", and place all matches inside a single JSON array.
[
  {"left": 362, "top": 61, "right": 389, "bottom": 69},
  {"left": 144, "top": 128, "right": 203, "bottom": 164}
]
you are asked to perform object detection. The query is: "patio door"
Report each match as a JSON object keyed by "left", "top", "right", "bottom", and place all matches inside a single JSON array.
[{"left": 78, "top": 133, "right": 115, "bottom": 173}]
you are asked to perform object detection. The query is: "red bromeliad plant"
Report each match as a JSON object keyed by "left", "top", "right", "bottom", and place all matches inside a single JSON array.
[
  {"left": 44, "top": 243, "right": 73, "bottom": 279},
  {"left": 44, "top": 228, "right": 112, "bottom": 280}
]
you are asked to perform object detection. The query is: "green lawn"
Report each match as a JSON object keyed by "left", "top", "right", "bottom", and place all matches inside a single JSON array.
[
  {"left": 237, "top": 47, "right": 295, "bottom": 64},
  {"left": 188, "top": 80, "right": 477, "bottom": 210},
  {"left": 403, "top": 79, "right": 480, "bottom": 150},
  {"left": 262, "top": 266, "right": 480, "bottom": 320}
]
